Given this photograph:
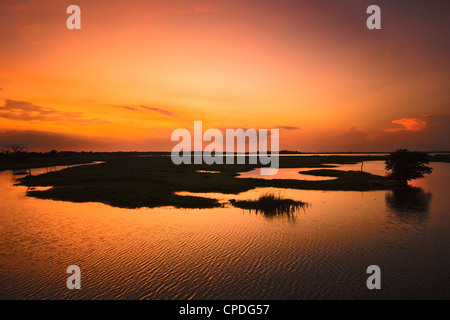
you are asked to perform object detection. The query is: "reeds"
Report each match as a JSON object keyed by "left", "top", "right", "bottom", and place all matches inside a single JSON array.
[{"left": 230, "top": 192, "right": 308, "bottom": 218}]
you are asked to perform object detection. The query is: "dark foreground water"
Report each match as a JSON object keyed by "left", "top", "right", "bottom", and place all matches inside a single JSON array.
[{"left": 0, "top": 162, "right": 449, "bottom": 299}]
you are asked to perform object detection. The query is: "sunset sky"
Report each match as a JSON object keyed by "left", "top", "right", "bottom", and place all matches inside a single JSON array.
[{"left": 0, "top": 0, "right": 449, "bottom": 151}]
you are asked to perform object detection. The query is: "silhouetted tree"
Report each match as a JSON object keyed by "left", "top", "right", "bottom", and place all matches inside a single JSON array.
[
  {"left": 2, "top": 143, "right": 29, "bottom": 163},
  {"left": 3, "top": 143, "right": 28, "bottom": 154},
  {"left": 385, "top": 149, "right": 432, "bottom": 184},
  {"left": 46, "top": 149, "right": 59, "bottom": 157}
]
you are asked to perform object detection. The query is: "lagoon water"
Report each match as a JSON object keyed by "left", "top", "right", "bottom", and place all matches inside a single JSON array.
[{"left": 0, "top": 162, "right": 449, "bottom": 299}]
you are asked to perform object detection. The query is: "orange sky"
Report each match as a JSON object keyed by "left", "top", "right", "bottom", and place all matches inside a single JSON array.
[{"left": 0, "top": 0, "right": 449, "bottom": 151}]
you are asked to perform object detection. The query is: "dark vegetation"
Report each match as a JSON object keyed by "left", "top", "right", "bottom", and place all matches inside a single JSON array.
[
  {"left": 16, "top": 154, "right": 390, "bottom": 209},
  {"left": 385, "top": 149, "right": 433, "bottom": 184},
  {"left": 2, "top": 148, "right": 447, "bottom": 209},
  {"left": 1, "top": 143, "right": 29, "bottom": 164},
  {"left": 299, "top": 169, "right": 377, "bottom": 179},
  {"left": 230, "top": 193, "right": 308, "bottom": 218}
]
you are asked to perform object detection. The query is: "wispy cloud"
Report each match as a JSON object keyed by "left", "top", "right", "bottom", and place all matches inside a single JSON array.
[
  {"left": 140, "top": 105, "right": 177, "bottom": 117},
  {"left": 117, "top": 105, "right": 138, "bottom": 111},
  {"left": 0, "top": 100, "right": 108, "bottom": 125},
  {"left": 116, "top": 104, "right": 179, "bottom": 117},
  {"left": 277, "top": 126, "right": 299, "bottom": 131}
]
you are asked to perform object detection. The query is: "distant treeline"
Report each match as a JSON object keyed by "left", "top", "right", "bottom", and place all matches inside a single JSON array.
[
  {"left": 0, "top": 148, "right": 171, "bottom": 164},
  {"left": 1, "top": 147, "right": 449, "bottom": 165}
]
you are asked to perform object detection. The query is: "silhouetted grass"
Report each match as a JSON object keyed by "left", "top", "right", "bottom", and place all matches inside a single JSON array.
[{"left": 230, "top": 193, "right": 308, "bottom": 218}]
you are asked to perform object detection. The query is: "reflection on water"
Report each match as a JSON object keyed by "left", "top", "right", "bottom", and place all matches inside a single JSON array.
[
  {"left": 233, "top": 202, "right": 301, "bottom": 221},
  {"left": 196, "top": 170, "right": 221, "bottom": 174},
  {"left": 241, "top": 206, "right": 300, "bottom": 221},
  {"left": 230, "top": 194, "right": 308, "bottom": 221},
  {"left": 237, "top": 167, "right": 337, "bottom": 181},
  {"left": 18, "top": 161, "right": 106, "bottom": 177},
  {"left": 237, "top": 161, "right": 389, "bottom": 181},
  {"left": 385, "top": 187, "right": 432, "bottom": 224},
  {"left": 0, "top": 162, "right": 450, "bottom": 299},
  {"left": 326, "top": 161, "right": 387, "bottom": 177}
]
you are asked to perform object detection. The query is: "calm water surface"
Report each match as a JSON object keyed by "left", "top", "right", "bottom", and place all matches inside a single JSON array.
[
  {"left": 237, "top": 167, "right": 337, "bottom": 180},
  {"left": 0, "top": 162, "right": 449, "bottom": 299}
]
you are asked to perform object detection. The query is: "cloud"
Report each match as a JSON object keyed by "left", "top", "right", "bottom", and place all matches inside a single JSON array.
[
  {"left": 117, "top": 105, "right": 138, "bottom": 111},
  {"left": 278, "top": 126, "right": 299, "bottom": 131},
  {"left": 140, "top": 105, "right": 177, "bottom": 117},
  {"left": 0, "top": 130, "right": 105, "bottom": 151},
  {"left": 0, "top": 129, "right": 170, "bottom": 152},
  {"left": 116, "top": 104, "right": 179, "bottom": 117},
  {"left": 333, "top": 116, "right": 450, "bottom": 151},
  {"left": 391, "top": 117, "right": 427, "bottom": 132},
  {"left": 326, "top": 126, "right": 372, "bottom": 151},
  {"left": 298, "top": 115, "right": 450, "bottom": 152},
  {"left": 0, "top": 100, "right": 107, "bottom": 125}
]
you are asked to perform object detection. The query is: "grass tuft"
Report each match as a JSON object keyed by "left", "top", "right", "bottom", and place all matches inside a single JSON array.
[{"left": 230, "top": 192, "right": 308, "bottom": 218}]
